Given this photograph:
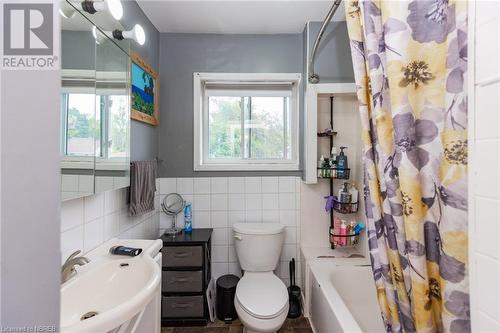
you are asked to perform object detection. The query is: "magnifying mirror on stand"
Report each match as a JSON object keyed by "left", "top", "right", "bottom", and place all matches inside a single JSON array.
[{"left": 161, "top": 193, "right": 185, "bottom": 235}]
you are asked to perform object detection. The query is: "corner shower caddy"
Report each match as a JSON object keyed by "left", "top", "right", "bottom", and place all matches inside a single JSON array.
[{"left": 318, "top": 96, "right": 359, "bottom": 249}]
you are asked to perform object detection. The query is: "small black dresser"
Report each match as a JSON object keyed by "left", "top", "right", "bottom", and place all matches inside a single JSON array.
[{"left": 160, "top": 229, "right": 212, "bottom": 327}]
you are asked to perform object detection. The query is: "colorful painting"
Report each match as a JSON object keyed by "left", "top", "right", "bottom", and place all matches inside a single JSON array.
[{"left": 130, "top": 52, "right": 159, "bottom": 125}]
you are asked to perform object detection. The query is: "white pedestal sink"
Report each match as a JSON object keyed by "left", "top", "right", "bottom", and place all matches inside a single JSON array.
[{"left": 60, "top": 239, "right": 162, "bottom": 333}]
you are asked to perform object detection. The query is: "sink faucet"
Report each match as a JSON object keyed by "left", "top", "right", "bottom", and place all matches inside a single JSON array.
[{"left": 61, "top": 250, "right": 90, "bottom": 284}]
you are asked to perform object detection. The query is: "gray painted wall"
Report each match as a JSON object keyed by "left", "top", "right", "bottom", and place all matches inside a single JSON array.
[
  {"left": 1, "top": 71, "right": 61, "bottom": 327},
  {"left": 120, "top": 1, "right": 159, "bottom": 162},
  {"left": 62, "top": 30, "right": 127, "bottom": 72},
  {"left": 61, "top": 31, "right": 95, "bottom": 70},
  {"left": 307, "top": 21, "right": 354, "bottom": 83},
  {"left": 158, "top": 33, "right": 303, "bottom": 178}
]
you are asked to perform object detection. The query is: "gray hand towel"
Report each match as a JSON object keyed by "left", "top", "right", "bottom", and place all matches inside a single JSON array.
[{"left": 129, "top": 160, "right": 157, "bottom": 216}]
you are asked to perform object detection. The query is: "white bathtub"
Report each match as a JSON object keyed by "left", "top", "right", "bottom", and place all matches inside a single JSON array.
[{"left": 308, "top": 259, "right": 385, "bottom": 333}]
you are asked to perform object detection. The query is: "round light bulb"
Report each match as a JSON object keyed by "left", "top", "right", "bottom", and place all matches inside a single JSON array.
[
  {"left": 92, "top": 26, "right": 107, "bottom": 45},
  {"left": 133, "top": 24, "right": 145, "bottom": 46},
  {"left": 106, "top": 0, "right": 123, "bottom": 20}
]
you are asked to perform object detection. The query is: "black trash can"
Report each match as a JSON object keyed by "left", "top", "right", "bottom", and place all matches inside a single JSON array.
[{"left": 216, "top": 274, "right": 240, "bottom": 322}]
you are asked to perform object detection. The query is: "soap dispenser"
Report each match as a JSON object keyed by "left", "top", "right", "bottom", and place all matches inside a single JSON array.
[
  {"left": 339, "top": 182, "right": 352, "bottom": 203},
  {"left": 336, "top": 146, "right": 348, "bottom": 178}
]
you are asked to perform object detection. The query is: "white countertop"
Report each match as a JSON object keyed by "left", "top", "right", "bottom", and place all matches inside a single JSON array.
[{"left": 85, "top": 238, "right": 163, "bottom": 262}]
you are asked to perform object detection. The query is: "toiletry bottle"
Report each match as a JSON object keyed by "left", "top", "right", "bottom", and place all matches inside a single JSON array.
[
  {"left": 331, "top": 146, "right": 338, "bottom": 161},
  {"left": 354, "top": 222, "right": 365, "bottom": 234},
  {"left": 339, "top": 220, "right": 347, "bottom": 246},
  {"left": 318, "top": 155, "right": 324, "bottom": 178},
  {"left": 350, "top": 185, "right": 359, "bottom": 204},
  {"left": 323, "top": 157, "right": 331, "bottom": 178},
  {"left": 339, "top": 182, "right": 352, "bottom": 204},
  {"left": 345, "top": 223, "right": 352, "bottom": 245},
  {"left": 331, "top": 147, "right": 338, "bottom": 178},
  {"left": 336, "top": 146, "right": 348, "bottom": 178},
  {"left": 349, "top": 221, "right": 357, "bottom": 245},
  {"left": 334, "top": 217, "right": 342, "bottom": 246},
  {"left": 319, "top": 155, "right": 325, "bottom": 178},
  {"left": 184, "top": 202, "right": 192, "bottom": 233}
]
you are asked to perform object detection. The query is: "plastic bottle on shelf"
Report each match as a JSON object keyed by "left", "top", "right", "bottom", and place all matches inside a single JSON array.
[
  {"left": 336, "top": 146, "right": 349, "bottom": 178},
  {"left": 339, "top": 182, "right": 352, "bottom": 203},
  {"left": 319, "top": 155, "right": 325, "bottom": 178},
  {"left": 349, "top": 221, "right": 357, "bottom": 245},
  {"left": 339, "top": 220, "right": 347, "bottom": 246},
  {"left": 345, "top": 223, "right": 352, "bottom": 245},
  {"left": 184, "top": 203, "right": 192, "bottom": 233},
  {"left": 333, "top": 217, "right": 342, "bottom": 245},
  {"left": 350, "top": 185, "right": 359, "bottom": 203},
  {"left": 331, "top": 147, "right": 338, "bottom": 178}
]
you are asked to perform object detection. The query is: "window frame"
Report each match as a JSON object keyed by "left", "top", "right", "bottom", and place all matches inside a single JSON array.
[
  {"left": 193, "top": 72, "right": 301, "bottom": 171},
  {"left": 61, "top": 69, "right": 129, "bottom": 164}
]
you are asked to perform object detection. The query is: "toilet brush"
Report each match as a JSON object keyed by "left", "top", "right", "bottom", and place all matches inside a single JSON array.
[{"left": 287, "top": 258, "right": 301, "bottom": 318}]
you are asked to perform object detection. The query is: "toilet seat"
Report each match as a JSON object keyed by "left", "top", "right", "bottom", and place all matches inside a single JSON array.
[{"left": 235, "top": 272, "right": 288, "bottom": 320}]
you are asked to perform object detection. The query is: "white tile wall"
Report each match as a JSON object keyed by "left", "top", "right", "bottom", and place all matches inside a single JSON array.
[
  {"left": 470, "top": 2, "right": 500, "bottom": 331},
  {"left": 158, "top": 176, "right": 302, "bottom": 287},
  {"left": 61, "top": 174, "right": 95, "bottom": 201},
  {"left": 60, "top": 186, "right": 160, "bottom": 262}
]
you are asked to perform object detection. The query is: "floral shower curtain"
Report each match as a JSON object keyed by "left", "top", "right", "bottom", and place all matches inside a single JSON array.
[{"left": 344, "top": 1, "right": 469, "bottom": 332}]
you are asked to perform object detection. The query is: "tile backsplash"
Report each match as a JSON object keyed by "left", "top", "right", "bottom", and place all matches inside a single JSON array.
[
  {"left": 61, "top": 176, "right": 301, "bottom": 287},
  {"left": 60, "top": 187, "right": 160, "bottom": 262},
  {"left": 158, "top": 176, "right": 302, "bottom": 287}
]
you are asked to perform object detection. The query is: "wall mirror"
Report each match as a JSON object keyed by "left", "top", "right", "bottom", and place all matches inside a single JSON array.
[
  {"left": 94, "top": 30, "right": 130, "bottom": 193},
  {"left": 60, "top": 0, "right": 130, "bottom": 201}
]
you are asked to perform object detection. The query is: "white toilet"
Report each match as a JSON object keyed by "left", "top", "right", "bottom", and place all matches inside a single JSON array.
[{"left": 232, "top": 223, "right": 289, "bottom": 333}]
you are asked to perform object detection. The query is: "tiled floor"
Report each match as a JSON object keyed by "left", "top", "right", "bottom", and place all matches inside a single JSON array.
[{"left": 161, "top": 317, "right": 313, "bottom": 333}]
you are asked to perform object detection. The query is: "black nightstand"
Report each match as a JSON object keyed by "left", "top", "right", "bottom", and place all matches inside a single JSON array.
[{"left": 160, "top": 229, "right": 213, "bottom": 327}]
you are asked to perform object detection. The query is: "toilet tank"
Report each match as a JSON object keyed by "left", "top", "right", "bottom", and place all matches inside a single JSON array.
[{"left": 232, "top": 223, "right": 285, "bottom": 272}]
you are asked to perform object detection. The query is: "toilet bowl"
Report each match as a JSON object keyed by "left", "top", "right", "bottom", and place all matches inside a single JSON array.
[
  {"left": 232, "top": 223, "right": 288, "bottom": 333},
  {"left": 235, "top": 272, "right": 289, "bottom": 333}
]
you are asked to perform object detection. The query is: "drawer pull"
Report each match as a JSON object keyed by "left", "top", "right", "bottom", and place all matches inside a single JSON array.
[
  {"left": 172, "top": 303, "right": 193, "bottom": 309},
  {"left": 173, "top": 252, "right": 191, "bottom": 258},
  {"left": 171, "top": 278, "right": 191, "bottom": 283}
]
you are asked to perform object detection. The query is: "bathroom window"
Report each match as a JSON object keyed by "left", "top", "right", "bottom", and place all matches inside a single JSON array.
[
  {"left": 194, "top": 73, "right": 301, "bottom": 171},
  {"left": 61, "top": 92, "right": 128, "bottom": 159},
  {"left": 61, "top": 92, "right": 97, "bottom": 157}
]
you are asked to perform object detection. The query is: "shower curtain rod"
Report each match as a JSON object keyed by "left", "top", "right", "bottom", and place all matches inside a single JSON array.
[{"left": 308, "top": 0, "right": 343, "bottom": 84}]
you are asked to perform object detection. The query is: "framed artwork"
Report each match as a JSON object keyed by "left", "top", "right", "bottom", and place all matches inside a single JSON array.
[{"left": 130, "top": 52, "right": 159, "bottom": 126}]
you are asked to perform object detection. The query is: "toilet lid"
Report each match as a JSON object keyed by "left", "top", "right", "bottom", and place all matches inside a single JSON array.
[{"left": 235, "top": 273, "right": 288, "bottom": 319}]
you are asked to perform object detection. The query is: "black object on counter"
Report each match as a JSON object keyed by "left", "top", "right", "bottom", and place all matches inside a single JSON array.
[
  {"left": 216, "top": 274, "right": 240, "bottom": 323},
  {"left": 287, "top": 258, "right": 301, "bottom": 318},
  {"left": 109, "top": 245, "right": 142, "bottom": 257}
]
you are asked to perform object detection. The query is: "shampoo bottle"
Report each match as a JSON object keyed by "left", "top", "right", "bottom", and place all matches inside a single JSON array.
[{"left": 336, "top": 146, "right": 348, "bottom": 178}]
